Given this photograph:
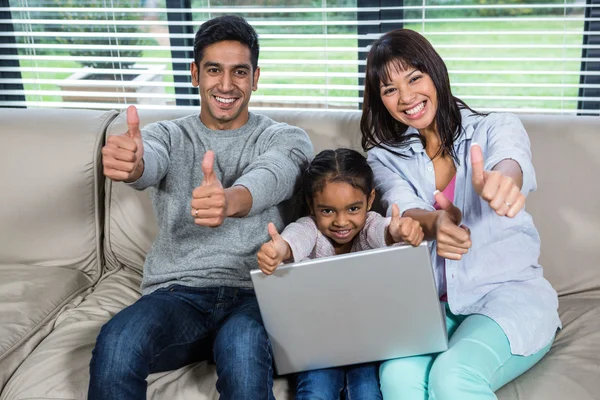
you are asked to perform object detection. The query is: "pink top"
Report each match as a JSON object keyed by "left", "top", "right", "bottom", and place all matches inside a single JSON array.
[
  {"left": 433, "top": 175, "right": 456, "bottom": 211},
  {"left": 433, "top": 175, "right": 456, "bottom": 302},
  {"left": 280, "top": 211, "right": 393, "bottom": 262}
]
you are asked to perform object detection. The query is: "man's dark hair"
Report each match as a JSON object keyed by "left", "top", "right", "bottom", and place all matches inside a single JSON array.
[{"left": 193, "top": 15, "right": 259, "bottom": 71}]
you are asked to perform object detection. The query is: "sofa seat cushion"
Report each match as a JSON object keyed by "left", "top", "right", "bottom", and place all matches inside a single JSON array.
[
  {"left": 0, "top": 264, "right": 92, "bottom": 390},
  {"left": 497, "top": 293, "right": 600, "bottom": 399},
  {"left": 3, "top": 271, "right": 599, "bottom": 399},
  {"left": 1, "top": 267, "right": 292, "bottom": 400}
]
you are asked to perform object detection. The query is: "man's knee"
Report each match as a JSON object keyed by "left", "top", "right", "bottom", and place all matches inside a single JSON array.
[
  {"left": 213, "top": 310, "right": 273, "bottom": 399},
  {"left": 215, "top": 313, "right": 271, "bottom": 366},
  {"left": 91, "top": 309, "right": 151, "bottom": 373}
]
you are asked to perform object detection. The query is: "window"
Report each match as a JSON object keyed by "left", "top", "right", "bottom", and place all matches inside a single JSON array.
[{"left": 1, "top": 0, "right": 598, "bottom": 114}]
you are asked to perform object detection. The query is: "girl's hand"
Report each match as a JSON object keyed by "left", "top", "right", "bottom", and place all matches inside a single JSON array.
[
  {"left": 257, "top": 223, "right": 292, "bottom": 275},
  {"left": 434, "top": 191, "right": 472, "bottom": 260},
  {"left": 388, "top": 203, "right": 424, "bottom": 246},
  {"left": 471, "top": 143, "right": 525, "bottom": 218}
]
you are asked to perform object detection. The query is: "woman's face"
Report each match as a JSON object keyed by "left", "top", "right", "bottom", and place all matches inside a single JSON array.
[{"left": 379, "top": 63, "right": 438, "bottom": 135}]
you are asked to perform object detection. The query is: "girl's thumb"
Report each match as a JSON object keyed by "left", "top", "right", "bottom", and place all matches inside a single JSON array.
[
  {"left": 391, "top": 203, "right": 401, "bottom": 221},
  {"left": 267, "top": 222, "right": 281, "bottom": 241}
]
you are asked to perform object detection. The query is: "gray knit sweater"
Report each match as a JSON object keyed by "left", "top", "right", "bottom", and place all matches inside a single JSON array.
[{"left": 128, "top": 112, "right": 313, "bottom": 294}]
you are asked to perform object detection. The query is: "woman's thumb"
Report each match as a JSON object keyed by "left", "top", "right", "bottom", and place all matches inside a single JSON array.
[{"left": 434, "top": 190, "right": 462, "bottom": 224}]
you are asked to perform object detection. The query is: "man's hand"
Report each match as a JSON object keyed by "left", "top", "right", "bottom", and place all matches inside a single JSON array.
[
  {"left": 434, "top": 191, "right": 471, "bottom": 260},
  {"left": 102, "top": 105, "right": 144, "bottom": 182},
  {"left": 387, "top": 203, "right": 424, "bottom": 246},
  {"left": 257, "top": 223, "right": 292, "bottom": 275},
  {"left": 190, "top": 151, "right": 227, "bottom": 227},
  {"left": 471, "top": 143, "right": 525, "bottom": 218}
]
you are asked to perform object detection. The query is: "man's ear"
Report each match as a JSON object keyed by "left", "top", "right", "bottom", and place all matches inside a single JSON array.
[
  {"left": 252, "top": 66, "right": 260, "bottom": 91},
  {"left": 367, "top": 189, "right": 376, "bottom": 210},
  {"left": 190, "top": 62, "right": 199, "bottom": 87}
]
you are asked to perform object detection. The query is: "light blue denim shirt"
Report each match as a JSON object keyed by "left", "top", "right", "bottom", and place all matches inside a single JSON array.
[{"left": 367, "top": 109, "right": 561, "bottom": 356}]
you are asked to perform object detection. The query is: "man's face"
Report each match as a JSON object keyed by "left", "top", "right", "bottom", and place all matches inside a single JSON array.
[{"left": 191, "top": 40, "right": 260, "bottom": 130}]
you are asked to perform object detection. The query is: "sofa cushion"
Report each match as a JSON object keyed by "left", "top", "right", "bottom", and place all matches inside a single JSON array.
[
  {"left": 0, "top": 108, "right": 116, "bottom": 279},
  {"left": 0, "top": 267, "right": 293, "bottom": 400},
  {"left": 0, "top": 264, "right": 91, "bottom": 391},
  {"left": 0, "top": 108, "right": 117, "bottom": 391},
  {"left": 3, "top": 272, "right": 598, "bottom": 400},
  {"left": 521, "top": 115, "right": 600, "bottom": 296},
  {"left": 497, "top": 294, "right": 600, "bottom": 399}
]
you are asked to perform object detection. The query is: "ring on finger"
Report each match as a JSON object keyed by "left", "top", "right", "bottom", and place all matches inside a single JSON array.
[
  {"left": 504, "top": 201, "right": 512, "bottom": 207},
  {"left": 194, "top": 208, "right": 199, "bottom": 217}
]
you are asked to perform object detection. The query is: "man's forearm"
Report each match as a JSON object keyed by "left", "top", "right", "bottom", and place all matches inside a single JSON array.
[{"left": 225, "top": 185, "right": 253, "bottom": 217}]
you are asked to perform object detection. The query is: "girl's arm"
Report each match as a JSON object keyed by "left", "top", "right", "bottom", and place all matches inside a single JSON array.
[{"left": 279, "top": 217, "right": 319, "bottom": 262}]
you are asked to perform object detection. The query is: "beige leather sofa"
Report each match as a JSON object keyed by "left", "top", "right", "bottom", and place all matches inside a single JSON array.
[{"left": 1, "top": 107, "right": 599, "bottom": 400}]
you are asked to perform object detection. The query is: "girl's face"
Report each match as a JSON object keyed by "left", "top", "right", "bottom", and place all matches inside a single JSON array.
[
  {"left": 379, "top": 64, "right": 438, "bottom": 135},
  {"left": 310, "top": 180, "right": 375, "bottom": 253}
]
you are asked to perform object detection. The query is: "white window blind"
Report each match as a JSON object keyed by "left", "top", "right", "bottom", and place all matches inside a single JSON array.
[{"left": 1, "top": 0, "right": 598, "bottom": 114}]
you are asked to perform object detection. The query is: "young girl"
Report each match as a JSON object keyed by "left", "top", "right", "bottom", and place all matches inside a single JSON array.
[
  {"left": 256, "top": 148, "right": 424, "bottom": 400},
  {"left": 360, "top": 29, "right": 561, "bottom": 399}
]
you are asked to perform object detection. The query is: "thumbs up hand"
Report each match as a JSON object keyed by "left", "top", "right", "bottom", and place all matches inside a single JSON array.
[
  {"left": 102, "top": 105, "right": 145, "bottom": 182},
  {"left": 191, "top": 150, "right": 227, "bottom": 227},
  {"left": 387, "top": 204, "right": 424, "bottom": 246},
  {"left": 471, "top": 143, "right": 525, "bottom": 218},
  {"left": 257, "top": 223, "right": 292, "bottom": 275},
  {"left": 433, "top": 190, "right": 472, "bottom": 260}
]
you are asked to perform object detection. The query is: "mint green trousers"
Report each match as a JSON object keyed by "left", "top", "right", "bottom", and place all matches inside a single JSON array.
[{"left": 379, "top": 303, "right": 554, "bottom": 400}]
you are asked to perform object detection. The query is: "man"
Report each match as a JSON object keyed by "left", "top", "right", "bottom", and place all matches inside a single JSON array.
[{"left": 89, "top": 15, "right": 313, "bottom": 399}]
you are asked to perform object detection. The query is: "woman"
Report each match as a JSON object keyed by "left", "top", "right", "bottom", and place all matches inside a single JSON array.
[{"left": 360, "top": 29, "right": 561, "bottom": 399}]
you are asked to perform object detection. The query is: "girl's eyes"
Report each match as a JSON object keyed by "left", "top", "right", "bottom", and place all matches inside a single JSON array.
[
  {"left": 319, "top": 206, "right": 362, "bottom": 215},
  {"left": 382, "top": 87, "right": 396, "bottom": 96},
  {"left": 409, "top": 75, "right": 422, "bottom": 84}
]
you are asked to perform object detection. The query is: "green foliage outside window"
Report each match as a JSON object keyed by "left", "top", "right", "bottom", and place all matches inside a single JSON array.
[{"left": 54, "top": 0, "right": 146, "bottom": 70}]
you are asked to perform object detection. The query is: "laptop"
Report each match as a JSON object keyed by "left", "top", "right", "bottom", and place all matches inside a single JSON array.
[{"left": 250, "top": 242, "right": 448, "bottom": 375}]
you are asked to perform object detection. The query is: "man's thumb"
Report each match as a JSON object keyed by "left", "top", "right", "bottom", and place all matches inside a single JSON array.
[
  {"left": 434, "top": 190, "right": 462, "bottom": 224},
  {"left": 201, "top": 150, "right": 215, "bottom": 185},
  {"left": 126, "top": 105, "right": 141, "bottom": 140},
  {"left": 268, "top": 222, "right": 281, "bottom": 242}
]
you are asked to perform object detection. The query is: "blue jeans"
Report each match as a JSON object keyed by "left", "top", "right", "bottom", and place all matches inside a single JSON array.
[
  {"left": 88, "top": 285, "right": 275, "bottom": 400},
  {"left": 296, "top": 362, "right": 382, "bottom": 400}
]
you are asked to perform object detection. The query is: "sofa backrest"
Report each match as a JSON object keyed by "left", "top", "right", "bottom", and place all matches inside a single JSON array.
[
  {"left": 103, "top": 108, "right": 600, "bottom": 296},
  {"left": 102, "top": 109, "right": 364, "bottom": 273},
  {"left": 0, "top": 108, "right": 116, "bottom": 280},
  {"left": 519, "top": 114, "right": 600, "bottom": 296}
]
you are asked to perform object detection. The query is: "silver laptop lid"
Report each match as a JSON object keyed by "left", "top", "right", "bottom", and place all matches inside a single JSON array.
[{"left": 250, "top": 242, "right": 447, "bottom": 375}]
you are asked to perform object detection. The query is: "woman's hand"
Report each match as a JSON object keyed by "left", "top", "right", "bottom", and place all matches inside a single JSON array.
[
  {"left": 387, "top": 204, "right": 424, "bottom": 246},
  {"left": 257, "top": 223, "right": 292, "bottom": 275},
  {"left": 471, "top": 143, "right": 525, "bottom": 218},
  {"left": 434, "top": 191, "right": 472, "bottom": 260}
]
